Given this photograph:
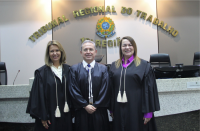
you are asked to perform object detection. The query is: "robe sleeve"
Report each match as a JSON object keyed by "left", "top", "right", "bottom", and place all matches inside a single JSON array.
[
  {"left": 26, "top": 70, "right": 49, "bottom": 120},
  {"left": 69, "top": 68, "right": 88, "bottom": 109},
  {"left": 93, "top": 67, "right": 110, "bottom": 108},
  {"left": 144, "top": 112, "right": 152, "bottom": 118},
  {"left": 142, "top": 63, "right": 160, "bottom": 113},
  {"left": 109, "top": 63, "right": 115, "bottom": 112}
]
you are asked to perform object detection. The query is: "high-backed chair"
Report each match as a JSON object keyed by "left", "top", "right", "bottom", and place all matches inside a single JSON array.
[
  {"left": 150, "top": 53, "right": 171, "bottom": 68},
  {"left": 193, "top": 52, "right": 200, "bottom": 65},
  {"left": 0, "top": 62, "right": 7, "bottom": 85},
  {"left": 95, "top": 55, "right": 104, "bottom": 63}
]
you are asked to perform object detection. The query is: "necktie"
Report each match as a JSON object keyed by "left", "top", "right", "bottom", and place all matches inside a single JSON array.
[
  {"left": 87, "top": 64, "right": 90, "bottom": 71},
  {"left": 86, "top": 64, "right": 93, "bottom": 104}
]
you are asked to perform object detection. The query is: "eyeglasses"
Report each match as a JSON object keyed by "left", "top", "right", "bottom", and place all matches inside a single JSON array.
[{"left": 121, "top": 44, "right": 133, "bottom": 47}]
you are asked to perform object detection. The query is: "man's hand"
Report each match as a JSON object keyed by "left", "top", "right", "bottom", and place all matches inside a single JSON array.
[
  {"left": 84, "top": 105, "right": 96, "bottom": 114},
  {"left": 41, "top": 120, "right": 51, "bottom": 129}
]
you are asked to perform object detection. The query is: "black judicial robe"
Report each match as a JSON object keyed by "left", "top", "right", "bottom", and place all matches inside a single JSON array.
[
  {"left": 109, "top": 59, "right": 160, "bottom": 131},
  {"left": 69, "top": 62, "right": 110, "bottom": 131},
  {"left": 26, "top": 64, "right": 72, "bottom": 131}
]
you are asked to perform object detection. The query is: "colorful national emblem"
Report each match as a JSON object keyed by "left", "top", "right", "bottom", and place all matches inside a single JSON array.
[{"left": 96, "top": 17, "right": 115, "bottom": 38}]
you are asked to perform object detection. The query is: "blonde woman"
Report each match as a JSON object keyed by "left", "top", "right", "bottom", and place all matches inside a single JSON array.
[
  {"left": 27, "top": 40, "right": 72, "bottom": 131},
  {"left": 109, "top": 36, "right": 160, "bottom": 131}
]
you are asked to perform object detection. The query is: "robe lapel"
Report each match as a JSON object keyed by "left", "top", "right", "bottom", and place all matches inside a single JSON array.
[
  {"left": 91, "top": 62, "right": 98, "bottom": 75},
  {"left": 62, "top": 64, "right": 68, "bottom": 83},
  {"left": 79, "top": 63, "right": 88, "bottom": 81}
]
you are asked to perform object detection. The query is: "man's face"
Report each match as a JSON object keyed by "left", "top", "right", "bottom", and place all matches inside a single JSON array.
[{"left": 80, "top": 42, "right": 97, "bottom": 64}]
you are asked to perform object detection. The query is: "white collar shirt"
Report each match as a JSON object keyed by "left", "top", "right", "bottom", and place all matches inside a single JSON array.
[
  {"left": 51, "top": 64, "right": 63, "bottom": 83},
  {"left": 82, "top": 60, "right": 95, "bottom": 68}
]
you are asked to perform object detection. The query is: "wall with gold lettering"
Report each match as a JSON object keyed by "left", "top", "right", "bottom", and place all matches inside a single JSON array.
[
  {"left": 0, "top": 0, "right": 199, "bottom": 85},
  {"left": 52, "top": 0, "right": 107, "bottom": 65},
  {"left": 51, "top": 0, "right": 159, "bottom": 65},
  {"left": 105, "top": 0, "right": 158, "bottom": 64}
]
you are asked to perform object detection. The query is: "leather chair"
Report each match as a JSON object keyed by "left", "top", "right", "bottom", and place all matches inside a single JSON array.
[
  {"left": 0, "top": 62, "right": 7, "bottom": 85},
  {"left": 193, "top": 52, "right": 200, "bottom": 65},
  {"left": 95, "top": 55, "right": 104, "bottom": 63},
  {"left": 150, "top": 53, "right": 171, "bottom": 68}
]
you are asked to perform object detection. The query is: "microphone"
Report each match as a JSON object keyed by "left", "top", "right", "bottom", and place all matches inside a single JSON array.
[{"left": 13, "top": 70, "right": 20, "bottom": 85}]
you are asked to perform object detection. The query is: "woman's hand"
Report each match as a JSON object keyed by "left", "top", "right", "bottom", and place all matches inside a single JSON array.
[
  {"left": 41, "top": 120, "right": 51, "bottom": 129},
  {"left": 143, "top": 117, "right": 151, "bottom": 125}
]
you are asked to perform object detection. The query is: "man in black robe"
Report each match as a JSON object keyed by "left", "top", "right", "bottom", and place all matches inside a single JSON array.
[{"left": 69, "top": 40, "right": 110, "bottom": 131}]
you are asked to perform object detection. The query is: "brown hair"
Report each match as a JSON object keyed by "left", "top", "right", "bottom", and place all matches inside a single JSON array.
[
  {"left": 115, "top": 36, "right": 141, "bottom": 68},
  {"left": 44, "top": 40, "right": 66, "bottom": 66}
]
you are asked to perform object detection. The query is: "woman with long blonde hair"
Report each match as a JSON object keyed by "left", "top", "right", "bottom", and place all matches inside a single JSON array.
[
  {"left": 27, "top": 40, "right": 72, "bottom": 131},
  {"left": 109, "top": 36, "right": 160, "bottom": 131}
]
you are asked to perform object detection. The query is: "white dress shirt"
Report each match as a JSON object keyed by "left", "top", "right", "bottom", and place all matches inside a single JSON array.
[
  {"left": 82, "top": 60, "right": 95, "bottom": 68},
  {"left": 51, "top": 64, "right": 62, "bottom": 83}
]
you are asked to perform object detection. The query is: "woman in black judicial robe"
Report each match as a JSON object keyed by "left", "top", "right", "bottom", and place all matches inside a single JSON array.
[
  {"left": 26, "top": 40, "right": 72, "bottom": 131},
  {"left": 109, "top": 36, "right": 160, "bottom": 131}
]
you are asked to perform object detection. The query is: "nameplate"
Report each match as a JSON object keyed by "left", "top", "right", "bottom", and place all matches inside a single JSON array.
[{"left": 187, "top": 81, "right": 200, "bottom": 88}]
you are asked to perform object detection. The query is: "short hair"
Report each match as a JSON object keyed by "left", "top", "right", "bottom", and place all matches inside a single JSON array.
[
  {"left": 44, "top": 40, "right": 66, "bottom": 66},
  {"left": 81, "top": 40, "right": 96, "bottom": 51}
]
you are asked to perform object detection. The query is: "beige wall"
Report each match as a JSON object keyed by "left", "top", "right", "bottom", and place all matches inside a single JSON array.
[
  {"left": 0, "top": 0, "right": 52, "bottom": 84},
  {"left": 52, "top": 0, "right": 106, "bottom": 65},
  {"left": 105, "top": 0, "right": 158, "bottom": 64},
  {"left": 157, "top": 1, "right": 200, "bottom": 66},
  {"left": 0, "top": 0, "right": 199, "bottom": 84},
  {"left": 52, "top": 0, "right": 159, "bottom": 65},
  {"left": 52, "top": 0, "right": 200, "bottom": 66}
]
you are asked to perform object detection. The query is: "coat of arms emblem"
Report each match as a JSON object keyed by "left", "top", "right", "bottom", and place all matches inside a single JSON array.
[{"left": 96, "top": 17, "right": 115, "bottom": 38}]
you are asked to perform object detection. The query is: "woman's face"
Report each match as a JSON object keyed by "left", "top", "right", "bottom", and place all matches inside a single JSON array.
[
  {"left": 121, "top": 39, "right": 134, "bottom": 58},
  {"left": 49, "top": 45, "right": 61, "bottom": 64}
]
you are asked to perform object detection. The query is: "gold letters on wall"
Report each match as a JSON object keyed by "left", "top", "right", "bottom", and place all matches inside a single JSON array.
[
  {"left": 29, "top": 15, "right": 69, "bottom": 42},
  {"left": 80, "top": 37, "right": 120, "bottom": 48},
  {"left": 74, "top": 6, "right": 178, "bottom": 38},
  {"left": 136, "top": 10, "right": 179, "bottom": 37},
  {"left": 29, "top": 5, "right": 179, "bottom": 42},
  {"left": 73, "top": 6, "right": 116, "bottom": 18}
]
